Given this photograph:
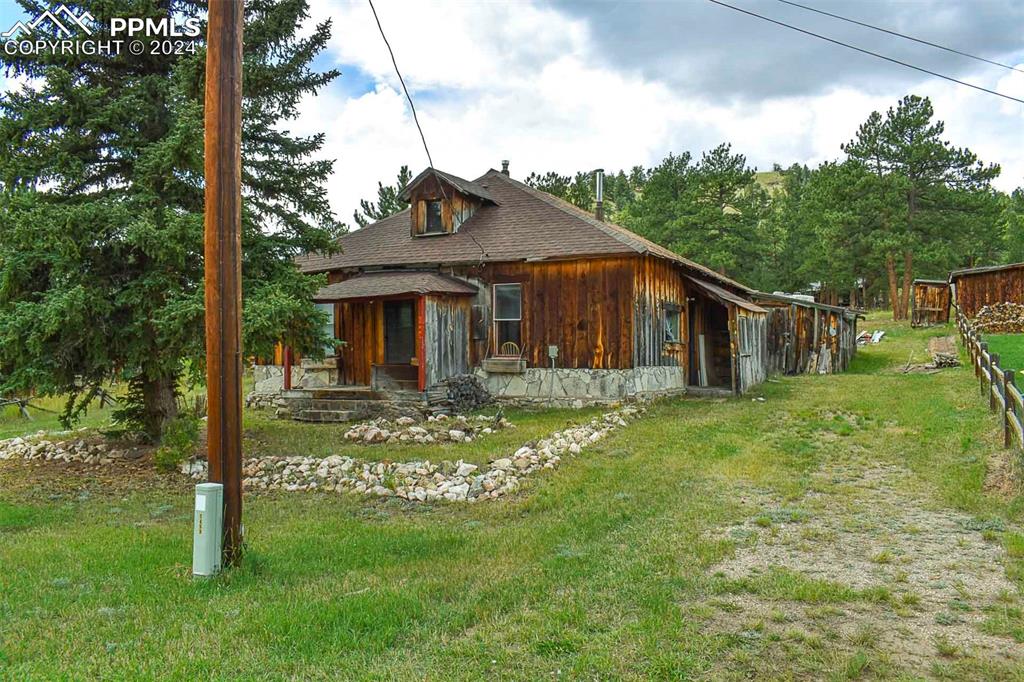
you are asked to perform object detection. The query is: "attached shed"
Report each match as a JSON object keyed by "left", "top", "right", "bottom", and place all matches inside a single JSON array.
[
  {"left": 949, "top": 263, "right": 1024, "bottom": 318},
  {"left": 752, "top": 293, "right": 860, "bottom": 375},
  {"left": 910, "top": 279, "right": 950, "bottom": 327}
]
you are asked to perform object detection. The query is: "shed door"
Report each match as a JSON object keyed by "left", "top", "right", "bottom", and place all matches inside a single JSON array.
[{"left": 736, "top": 315, "right": 767, "bottom": 394}]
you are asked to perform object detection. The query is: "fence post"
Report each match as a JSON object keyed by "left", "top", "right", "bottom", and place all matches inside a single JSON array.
[
  {"left": 990, "top": 353, "right": 1000, "bottom": 412},
  {"left": 1006, "top": 370, "right": 1015, "bottom": 449},
  {"left": 979, "top": 342, "right": 989, "bottom": 397}
]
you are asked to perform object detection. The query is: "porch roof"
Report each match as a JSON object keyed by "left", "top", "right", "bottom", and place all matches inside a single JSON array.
[
  {"left": 312, "top": 271, "right": 477, "bottom": 302},
  {"left": 687, "top": 276, "right": 768, "bottom": 314}
]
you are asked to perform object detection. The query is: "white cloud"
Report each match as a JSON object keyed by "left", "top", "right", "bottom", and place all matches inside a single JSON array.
[{"left": 299, "top": 0, "right": 1024, "bottom": 224}]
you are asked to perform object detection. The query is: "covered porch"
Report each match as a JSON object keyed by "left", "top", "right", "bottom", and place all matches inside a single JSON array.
[{"left": 312, "top": 271, "right": 477, "bottom": 392}]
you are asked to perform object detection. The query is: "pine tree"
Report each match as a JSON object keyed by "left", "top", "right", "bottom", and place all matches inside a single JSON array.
[
  {"left": 353, "top": 165, "right": 411, "bottom": 227},
  {"left": 842, "top": 95, "right": 999, "bottom": 319},
  {"left": 0, "top": 0, "right": 342, "bottom": 440}
]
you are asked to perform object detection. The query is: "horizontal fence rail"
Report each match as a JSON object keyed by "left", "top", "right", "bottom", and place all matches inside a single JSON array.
[{"left": 954, "top": 302, "right": 1024, "bottom": 452}]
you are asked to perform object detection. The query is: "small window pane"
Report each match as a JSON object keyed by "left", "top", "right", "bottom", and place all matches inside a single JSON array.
[
  {"left": 664, "top": 307, "right": 680, "bottom": 343},
  {"left": 425, "top": 200, "right": 443, "bottom": 233},
  {"left": 494, "top": 284, "right": 521, "bottom": 320}
]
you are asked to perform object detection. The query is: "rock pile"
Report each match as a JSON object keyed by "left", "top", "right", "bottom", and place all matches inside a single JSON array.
[
  {"left": 975, "top": 302, "right": 1024, "bottom": 334},
  {"left": 0, "top": 434, "right": 130, "bottom": 464},
  {"left": 426, "top": 374, "right": 492, "bottom": 414},
  {"left": 341, "top": 413, "right": 511, "bottom": 445},
  {"left": 182, "top": 404, "right": 645, "bottom": 502}
]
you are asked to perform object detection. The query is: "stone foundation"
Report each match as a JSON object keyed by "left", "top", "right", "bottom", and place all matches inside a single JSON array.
[
  {"left": 474, "top": 366, "right": 686, "bottom": 407},
  {"left": 252, "top": 360, "right": 338, "bottom": 395}
]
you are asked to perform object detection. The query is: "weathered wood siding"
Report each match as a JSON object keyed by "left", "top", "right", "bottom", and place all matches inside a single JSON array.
[
  {"left": 911, "top": 281, "right": 950, "bottom": 326},
  {"left": 633, "top": 255, "right": 688, "bottom": 369},
  {"left": 423, "top": 295, "right": 471, "bottom": 386},
  {"left": 759, "top": 300, "right": 858, "bottom": 375},
  {"left": 459, "top": 257, "right": 636, "bottom": 369},
  {"left": 334, "top": 299, "right": 384, "bottom": 386},
  {"left": 734, "top": 309, "right": 768, "bottom": 393},
  {"left": 952, "top": 266, "right": 1024, "bottom": 318}
]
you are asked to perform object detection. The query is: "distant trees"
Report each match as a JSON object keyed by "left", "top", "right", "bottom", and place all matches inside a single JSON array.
[{"left": 525, "top": 94, "right": 1014, "bottom": 315}]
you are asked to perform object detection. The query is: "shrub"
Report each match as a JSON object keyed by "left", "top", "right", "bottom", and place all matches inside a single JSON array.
[{"left": 154, "top": 415, "right": 201, "bottom": 471}]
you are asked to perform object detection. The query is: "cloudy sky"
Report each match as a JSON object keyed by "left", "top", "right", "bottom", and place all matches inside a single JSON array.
[{"left": 1, "top": 0, "right": 1022, "bottom": 224}]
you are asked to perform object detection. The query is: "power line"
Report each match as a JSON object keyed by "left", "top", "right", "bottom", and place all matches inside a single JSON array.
[
  {"left": 367, "top": 0, "right": 435, "bottom": 169},
  {"left": 708, "top": 0, "right": 1024, "bottom": 105},
  {"left": 777, "top": 0, "right": 1024, "bottom": 75}
]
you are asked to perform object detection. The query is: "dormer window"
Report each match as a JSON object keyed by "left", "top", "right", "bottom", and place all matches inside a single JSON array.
[
  {"left": 424, "top": 200, "right": 444, "bottom": 234},
  {"left": 402, "top": 167, "right": 498, "bottom": 237}
]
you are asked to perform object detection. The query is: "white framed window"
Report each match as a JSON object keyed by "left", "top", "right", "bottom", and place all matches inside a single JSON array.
[
  {"left": 316, "top": 302, "right": 336, "bottom": 355},
  {"left": 493, "top": 283, "right": 522, "bottom": 356}
]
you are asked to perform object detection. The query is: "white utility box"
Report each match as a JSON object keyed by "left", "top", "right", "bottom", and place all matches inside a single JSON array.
[{"left": 192, "top": 482, "right": 223, "bottom": 576}]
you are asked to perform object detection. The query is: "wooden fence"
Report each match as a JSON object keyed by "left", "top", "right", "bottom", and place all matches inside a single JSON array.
[{"left": 953, "top": 301, "right": 1024, "bottom": 451}]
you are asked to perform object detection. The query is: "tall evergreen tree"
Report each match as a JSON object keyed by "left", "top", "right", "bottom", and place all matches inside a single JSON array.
[
  {"left": 0, "top": 0, "right": 342, "bottom": 440},
  {"left": 842, "top": 95, "right": 999, "bottom": 319},
  {"left": 353, "top": 165, "right": 411, "bottom": 227}
]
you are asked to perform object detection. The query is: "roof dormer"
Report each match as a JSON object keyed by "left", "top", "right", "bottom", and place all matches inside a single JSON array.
[{"left": 399, "top": 167, "right": 498, "bottom": 237}]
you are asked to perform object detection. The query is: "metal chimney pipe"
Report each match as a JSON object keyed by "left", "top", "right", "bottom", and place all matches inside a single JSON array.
[
  {"left": 594, "top": 168, "right": 604, "bottom": 221},
  {"left": 501, "top": 160, "right": 509, "bottom": 176}
]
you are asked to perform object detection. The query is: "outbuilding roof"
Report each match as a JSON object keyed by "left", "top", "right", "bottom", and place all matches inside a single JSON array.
[
  {"left": 312, "top": 271, "right": 477, "bottom": 302},
  {"left": 297, "top": 169, "right": 751, "bottom": 293},
  {"left": 949, "top": 262, "right": 1024, "bottom": 279}
]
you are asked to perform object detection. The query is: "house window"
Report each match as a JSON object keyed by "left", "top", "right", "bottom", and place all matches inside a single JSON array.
[
  {"left": 316, "top": 302, "right": 336, "bottom": 354},
  {"left": 663, "top": 304, "right": 681, "bottom": 343},
  {"left": 493, "top": 283, "right": 522, "bottom": 356},
  {"left": 424, "top": 200, "right": 444, "bottom": 234}
]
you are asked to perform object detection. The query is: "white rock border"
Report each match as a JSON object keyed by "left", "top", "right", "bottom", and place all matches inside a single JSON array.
[{"left": 183, "top": 404, "right": 645, "bottom": 502}]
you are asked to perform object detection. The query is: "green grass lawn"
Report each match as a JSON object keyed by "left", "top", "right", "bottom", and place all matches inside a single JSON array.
[
  {"left": 2, "top": 315, "right": 1023, "bottom": 679},
  {"left": 986, "top": 333, "right": 1024, "bottom": 373}
]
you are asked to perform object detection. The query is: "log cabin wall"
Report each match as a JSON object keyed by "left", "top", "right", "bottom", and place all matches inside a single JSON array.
[
  {"left": 407, "top": 175, "right": 481, "bottom": 237},
  {"left": 633, "top": 255, "right": 688, "bottom": 370},
  {"left": 911, "top": 281, "right": 950, "bottom": 326},
  {"left": 952, "top": 267, "right": 1024, "bottom": 318},
  {"left": 457, "top": 256, "right": 637, "bottom": 370},
  {"left": 423, "top": 294, "right": 471, "bottom": 386}
]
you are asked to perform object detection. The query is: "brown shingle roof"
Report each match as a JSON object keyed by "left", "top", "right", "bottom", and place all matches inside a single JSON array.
[
  {"left": 297, "top": 169, "right": 751, "bottom": 293},
  {"left": 312, "top": 271, "right": 476, "bottom": 302},
  {"left": 399, "top": 168, "right": 497, "bottom": 204}
]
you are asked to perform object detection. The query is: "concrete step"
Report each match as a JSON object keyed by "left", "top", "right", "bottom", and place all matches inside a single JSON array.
[{"left": 293, "top": 409, "right": 355, "bottom": 423}]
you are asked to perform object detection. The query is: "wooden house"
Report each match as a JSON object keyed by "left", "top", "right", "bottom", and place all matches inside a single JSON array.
[
  {"left": 949, "top": 263, "right": 1024, "bottom": 318},
  {"left": 910, "top": 279, "right": 950, "bottom": 327},
  {"left": 284, "top": 165, "right": 773, "bottom": 405}
]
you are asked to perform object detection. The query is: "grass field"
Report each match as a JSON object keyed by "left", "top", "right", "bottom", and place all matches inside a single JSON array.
[
  {"left": 986, "top": 334, "right": 1024, "bottom": 373},
  {"left": 2, "top": 314, "right": 1024, "bottom": 679}
]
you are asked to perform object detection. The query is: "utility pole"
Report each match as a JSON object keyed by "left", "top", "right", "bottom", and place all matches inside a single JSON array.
[{"left": 204, "top": 0, "right": 244, "bottom": 567}]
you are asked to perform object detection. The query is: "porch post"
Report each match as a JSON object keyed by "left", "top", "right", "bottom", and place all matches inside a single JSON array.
[
  {"left": 282, "top": 345, "right": 292, "bottom": 391},
  {"left": 416, "top": 296, "right": 427, "bottom": 392}
]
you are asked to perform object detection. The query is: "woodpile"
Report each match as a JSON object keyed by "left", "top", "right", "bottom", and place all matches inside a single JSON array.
[
  {"left": 427, "top": 374, "right": 492, "bottom": 414},
  {"left": 974, "top": 303, "right": 1024, "bottom": 334}
]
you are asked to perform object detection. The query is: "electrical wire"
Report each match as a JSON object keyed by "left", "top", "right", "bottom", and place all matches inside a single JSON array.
[
  {"left": 777, "top": 0, "right": 1024, "bottom": 75},
  {"left": 367, "top": 0, "right": 435, "bottom": 169},
  {"left": 708, "top": 0, "right": 1024, "bottom": 105}
]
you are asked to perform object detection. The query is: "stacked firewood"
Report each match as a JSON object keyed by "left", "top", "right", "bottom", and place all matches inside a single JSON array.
[
  {"left": 427, "top": 374, "right": 493, "bottom": 414},
  {"left": 975, "top": 302, "right": 1024, "bottom": 334}
]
